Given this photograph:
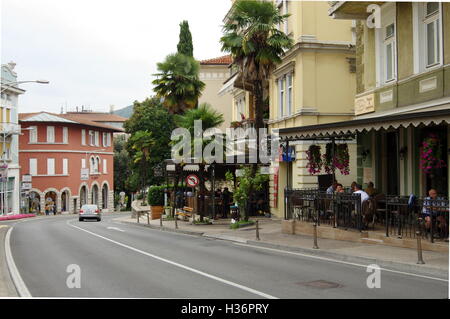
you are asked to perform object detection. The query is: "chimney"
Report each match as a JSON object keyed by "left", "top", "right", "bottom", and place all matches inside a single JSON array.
[{"left": 110, "top": 105, "right": 115, "bottom": 114}]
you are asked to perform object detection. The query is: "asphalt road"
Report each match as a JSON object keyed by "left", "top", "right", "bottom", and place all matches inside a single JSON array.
[{"left": 4, "top": 213, "right": 449, "bottom": 298}]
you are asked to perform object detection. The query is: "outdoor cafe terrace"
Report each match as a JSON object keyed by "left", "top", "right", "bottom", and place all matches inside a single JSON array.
[{"left": 284, "top": 188, "right": 449, "bottom": 244}]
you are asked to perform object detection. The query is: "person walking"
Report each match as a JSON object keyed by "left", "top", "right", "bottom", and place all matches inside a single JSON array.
[{"left": 221, "top": 188, "right": 231, "bottom": 219}]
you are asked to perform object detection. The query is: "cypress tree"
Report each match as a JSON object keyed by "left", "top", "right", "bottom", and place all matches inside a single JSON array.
[{"left": 177, "top": 20, "right": 193, "bottom": 57}]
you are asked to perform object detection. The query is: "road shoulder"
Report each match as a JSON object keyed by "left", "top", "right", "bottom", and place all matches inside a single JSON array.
[{"left": 0, "top": 225, "right": 18, "bottom": 297}]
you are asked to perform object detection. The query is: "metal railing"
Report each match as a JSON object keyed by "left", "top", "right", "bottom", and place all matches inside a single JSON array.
[{"left": 285, "top": 188, "right": 449, "bottom": 242}]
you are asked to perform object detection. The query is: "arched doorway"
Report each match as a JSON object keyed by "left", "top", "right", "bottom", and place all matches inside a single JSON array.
[
  {"left": 80, "top": 185, "right": 87, "bottom": 208},
  {"left": 44, "top": 191, "right": 57, "bottom": 215},
  {"left": 61, "top": 190, "right": 70, "bottom": 213},
  {"left": 91, "top": 184, "right": 99, "bottom": 205},
  {"left": 102, "top": 184, "right": 108, "bottom": 209},
  {"left": 28, "top": 191, "right": 41, "bottom": 214}
]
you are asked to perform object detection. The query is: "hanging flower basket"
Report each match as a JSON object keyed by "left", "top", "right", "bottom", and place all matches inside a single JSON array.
[
  {"left": 420, "top": 133, "right": 446, "bottom": 174},
  {"left": 322, "top": 143, "right": 350, "bottom": 175},
  {"left": 306, "top": 145, "right": 322, "bottom": 175},
  {"left": 334, "top": 144, "right": 350, "bottom": 175}
]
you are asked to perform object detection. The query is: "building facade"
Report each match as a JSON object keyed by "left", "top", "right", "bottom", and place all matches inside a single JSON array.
[
  {"left": 278, "top": 2, "right": 450, "bottom": 203},
  {"left": 268, "top": 1, "right": 357, "bottom": 218},
  {"left": 199, "top": 55, "right": 234, "bottom": 131},
  {"left": 328, "top": 1, "right": 450, "bottom": 197},
  {"left": 1, "top": 62, "right": 24, "bottom": 215},
  {"left": 19, "top": 112, "right": 123, "bottom": 214}
]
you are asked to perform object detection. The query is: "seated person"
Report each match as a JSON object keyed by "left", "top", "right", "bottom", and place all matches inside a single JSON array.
[
  {"left": 353, "top": 183, "right": 369, "bottom": 203},
  {"left": 365, "top": 181, "right": 378, "bottom": 197},
  {"left": 327, "top": 181, "right": 338, "bottom": 194},
  {"left": 422, "top": 188, "right": 448, "bottom": 238},
  {"left": 335, "top": 183, "right": 345, "bottom": 193}
]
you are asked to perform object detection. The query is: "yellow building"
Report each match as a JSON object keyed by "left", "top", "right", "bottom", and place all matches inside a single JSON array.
[
  {"left": 198, "top": 55, "right": 233, "bottom": 131},
  {"left": 268, "top": 1, "right": 357, "bottom": 218}
]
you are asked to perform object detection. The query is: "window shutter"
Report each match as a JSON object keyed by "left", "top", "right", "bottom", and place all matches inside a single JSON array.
[
  {"left": 47, "top": 158, "right": 55, "bottom": 175},
  {"left": 103, "top": 159, "right": 107, "bottom": 174},
  {"left": 30, "top": 158, "right": 37, "bottom": 175},
  {"left": 63, "top": 127, "right": 68, "bottom": 143},
  {"left": 47, "top": 126, "right": 55, "bottom": 143},
  {"left": 63, "top": 158, "right": 68, "bottom": 175}
]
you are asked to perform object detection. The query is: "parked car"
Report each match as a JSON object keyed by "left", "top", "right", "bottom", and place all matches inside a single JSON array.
[{"left": 79, "top": 204, "right": 101, "bottom": 222}]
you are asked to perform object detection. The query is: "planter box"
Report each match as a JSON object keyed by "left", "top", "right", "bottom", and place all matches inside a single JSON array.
[{"left": 150, "top": 206, "right": 163, "bottom": 220}]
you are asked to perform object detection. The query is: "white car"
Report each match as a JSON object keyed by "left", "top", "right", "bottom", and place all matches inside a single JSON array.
[{"left": 79, "top": 204, "right": 101, "bottom": 222}]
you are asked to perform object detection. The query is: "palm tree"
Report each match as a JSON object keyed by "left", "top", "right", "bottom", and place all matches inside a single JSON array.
[
  {"left": 221, "top": 0, "right": 292, "bottom": 151},
  {"left": 221, "top": 0, "right": 292, "bottom": 221},
  {"left": 129, "top": 130, "right": 155, "bottom": 204},
  {"left": 152, "top": 53, "right": 205, "bottom": 115},
  {"left": 174, "top": 103, "right": 224, "bottom": 220}
]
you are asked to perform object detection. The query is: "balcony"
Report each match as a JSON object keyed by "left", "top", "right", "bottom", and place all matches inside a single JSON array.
[
  {"left": 328, "top": 1, "right": 384, "bottom": 20},
  {"left": 0, "top": 122, "right": 21, "bottom": 135}
]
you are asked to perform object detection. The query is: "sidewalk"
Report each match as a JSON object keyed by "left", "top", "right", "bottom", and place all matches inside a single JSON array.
[
  {"left": 0, "top": 225, "right": 18, "bottom": 297},
  {"left": 116, "top": 215, "right": 449, "bottom": 278}
]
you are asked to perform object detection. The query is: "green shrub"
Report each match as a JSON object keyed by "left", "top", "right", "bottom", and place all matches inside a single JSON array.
[
  {"left": 147, "top": 186, "right": 165, "bottom": 206},
  {"left": 229, "top": 220, "right": 255, "bottom": 229}
]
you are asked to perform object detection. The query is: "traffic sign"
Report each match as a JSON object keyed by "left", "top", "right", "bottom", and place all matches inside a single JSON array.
[{"left": 185, "top": 174, "right": 199, "bottom": 187}]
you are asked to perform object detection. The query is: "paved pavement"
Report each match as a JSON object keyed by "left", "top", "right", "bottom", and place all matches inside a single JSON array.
[
  {"left": 1, "top": 212, "right": 447, "bottom": 298},
  {"left": 119, "top": 214, "right": 449, "bottom": 277},
  {"left": 0, "top": 225, "right": 18, "bottom": 297}
]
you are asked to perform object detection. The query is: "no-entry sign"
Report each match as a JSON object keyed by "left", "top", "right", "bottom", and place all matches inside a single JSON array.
[{"left": 186, "top": 174, "right": 199, "bottom": 187}]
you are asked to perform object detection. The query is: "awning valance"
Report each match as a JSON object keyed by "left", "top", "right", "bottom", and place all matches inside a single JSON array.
[{"left": 279, "top": 109, "right": 450, "bottom": 141}]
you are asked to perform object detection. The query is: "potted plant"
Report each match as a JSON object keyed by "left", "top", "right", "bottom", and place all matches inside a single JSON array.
[{"left": 147, "top": 186, "right": 165, "bottom": 220}]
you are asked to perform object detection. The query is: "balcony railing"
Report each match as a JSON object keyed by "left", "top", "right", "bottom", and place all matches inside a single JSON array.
[{"left": 0, "top": 122, "right": 21, "bottom": 135}]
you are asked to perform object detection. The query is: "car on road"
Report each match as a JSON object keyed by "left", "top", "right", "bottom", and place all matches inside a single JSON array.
[{"left": 79, "top": 204, "right": 101, "bottom": 222}]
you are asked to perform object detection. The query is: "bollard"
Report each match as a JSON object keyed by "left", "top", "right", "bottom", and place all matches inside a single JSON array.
[
  {"left": 416, "top": 230, "right": 425, "bottom": 264},
  {"left": 175, "top": 213, "right": 178, "bottom": 229},
  {"left": 313, "top": 221, "right": 319, "bottom": 249},
  {"left": 160, "top": 214, "right": 163, "bottom": 228},
  {"left": 137, "top": 212, "right": 139, "bottom": 223},
  {"left": 256, "top": 220, "right": 260, "bottom": 241},
  {"left": 147, "top": 212, "right": 150, "bottom": 225}
]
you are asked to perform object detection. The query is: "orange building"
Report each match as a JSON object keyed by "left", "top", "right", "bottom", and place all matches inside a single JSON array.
[{"left": 18, "top": 112, "right": 124, "bottom": 214}]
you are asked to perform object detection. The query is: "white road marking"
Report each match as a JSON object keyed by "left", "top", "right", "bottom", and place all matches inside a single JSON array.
[
  {"left": 67, "top": 220, "right": 277, "bottom": 299},
  {"left": 106, "top": 226, "right": 125, "bottom": 232},
  {"left": 233, "top": 242, "right": 449, "bottom": 283},
  {"left": 4, "top": 227, "right": 32, "bottom": 297}
]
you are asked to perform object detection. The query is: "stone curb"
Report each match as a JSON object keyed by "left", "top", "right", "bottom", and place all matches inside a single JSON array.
[{"left": 117, "top": 218, "right": 448, "bottom": 279}]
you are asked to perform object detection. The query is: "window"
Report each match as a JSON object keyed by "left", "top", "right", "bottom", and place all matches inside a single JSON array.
[
  {"left": 94, "top": 131, "right": 99, "bottom": 146},
  {"left": 103, "top": 159, "right": 107, "bottom": 174},
  {"left": 277, "top": 0, "right": 288, "bottom": 35},
  {"left": 29, "top": 159, "right": 37, "bottom": 176},
  {"left": 89, "top": 130, "right": 95, "bottom": 146},
  {"left": 278, "top": 77, "right": 285, "bottom": 118},
  {"left": 29, "top": 126, "right": 37, "bottom": 143},
  {"left": 81, "top": 129, "right": 86, "bottom": 145},
  {"left": 62, "top": 127, "right": 68, "bottom": 143},
  {"left": 107, "top": 133, "right": 111, "bottom": 147},
  {"left": 90, "top": 156, "right": 96, "bottom": 174},
  {"left": 63, "top": 158, "right": 68, "bottom": 175},
  {"left": 96, "top": 156, "right": 100, "bottom": 173},
  {"left": 47, "top": 158, "right": 55, "bottom": 175},
  {"left": 81, "top": 158, "right": 86, "bottom": 169},
  {"left": 47, "top": 126, "right": 55, "bottom": 143},
  {"left": 413, "top": 2, "right": 442, "bottom": 73},
  {"left": 286, "top": 74, "right": 293, "bottom": 116},
  {"left": 376, "top": 3, "right": 396, "bottom": 85},
  {"left": 102, "top": 132, "right": 107, "bottom": 147}
]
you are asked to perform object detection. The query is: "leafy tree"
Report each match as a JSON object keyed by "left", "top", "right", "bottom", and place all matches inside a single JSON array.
[
  {"left": 124, "top": 97, "right": 175, "bottom": 191},
  {"left": 177, "top": 20, "right": 194, "bottom": 57},
  {"left": 113, "top": 134, "right": 133, "bottom": 209},
  {"left": 173, "top": 103, "right": 224, "bottom": 220},
  {"left": 128, "top": 130, "right": 155, "bottom": 204},
  {"left": 152, "top": 53, "right": 205, "bottom": 114}
]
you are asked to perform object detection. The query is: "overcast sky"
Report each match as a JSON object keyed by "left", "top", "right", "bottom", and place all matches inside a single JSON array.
[{"left": 1, "top": 0, "right": 231, "bottom": 114}]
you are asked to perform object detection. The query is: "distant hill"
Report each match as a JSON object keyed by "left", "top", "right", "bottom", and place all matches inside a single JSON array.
[{"left": 114, "top": 105, "right": 133, "bottom": 118}]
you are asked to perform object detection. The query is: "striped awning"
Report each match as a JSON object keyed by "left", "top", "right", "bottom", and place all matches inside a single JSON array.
[{"left": 279, "top": 108, "right": 450, "bottom": 141}]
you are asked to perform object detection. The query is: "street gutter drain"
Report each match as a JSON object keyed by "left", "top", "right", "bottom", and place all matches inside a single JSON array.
[{"left": 297, "top": 280, "right": 343, "bottom": 289}]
